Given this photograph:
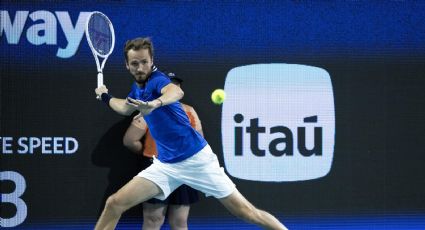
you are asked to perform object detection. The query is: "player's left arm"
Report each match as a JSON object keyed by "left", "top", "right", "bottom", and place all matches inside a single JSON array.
[{"left": 127, "top": 83, "right": 184, "bottom": 115}]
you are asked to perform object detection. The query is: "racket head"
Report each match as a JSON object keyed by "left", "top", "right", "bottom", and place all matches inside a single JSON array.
[{"left": 85, "top": 11, "right": 115, "bottom": 58}]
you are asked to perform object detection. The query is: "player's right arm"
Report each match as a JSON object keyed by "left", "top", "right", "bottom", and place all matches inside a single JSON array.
[{"left": 95, "top": 85, "right": 136, "bottom": 116}]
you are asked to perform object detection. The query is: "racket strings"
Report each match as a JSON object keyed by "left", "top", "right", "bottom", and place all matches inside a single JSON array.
[{"left": 88, "top": 14, "right": 113, "bottom": 55}]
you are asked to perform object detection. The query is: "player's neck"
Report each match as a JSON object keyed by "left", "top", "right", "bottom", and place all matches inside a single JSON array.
[
  {"left": 136, "top": 81, "right": 146, "bottom": 88},
  {"left": 136, "top": 76, "right": 150, "bottom": 88}
]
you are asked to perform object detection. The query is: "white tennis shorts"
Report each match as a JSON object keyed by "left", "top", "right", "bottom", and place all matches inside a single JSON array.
[{"left": 137, "top": 144, "right": 236, "bottom": 200}]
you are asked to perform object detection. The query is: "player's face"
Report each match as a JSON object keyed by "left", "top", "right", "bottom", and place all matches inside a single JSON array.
[{"left": 126, "top": 48, "right": 153, "bottom": 84}]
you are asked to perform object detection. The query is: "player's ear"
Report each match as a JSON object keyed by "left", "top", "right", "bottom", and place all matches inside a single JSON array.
[{"left": 125, "top": 61, "right": 129, "bottom": 70}]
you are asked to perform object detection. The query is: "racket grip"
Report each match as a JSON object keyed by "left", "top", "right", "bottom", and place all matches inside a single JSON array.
[
  {"left": 96, "top": 72, "right": 103, "bottom": 99},
  {"left": 97, "top": 72, "right": 104, "bottom": 88}
]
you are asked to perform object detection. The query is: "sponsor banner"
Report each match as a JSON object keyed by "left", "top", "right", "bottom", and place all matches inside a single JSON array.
[{"left": 222, "top": 64, "right": 335, "bottom": 182}]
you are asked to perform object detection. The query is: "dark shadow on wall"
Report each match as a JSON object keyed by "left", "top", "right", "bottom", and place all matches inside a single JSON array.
[{"left": 91, "top": 115, "right": 152, "bottom": 219}]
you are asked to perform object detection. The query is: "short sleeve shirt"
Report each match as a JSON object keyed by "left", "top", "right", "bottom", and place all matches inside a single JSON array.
[{"left": 127, "top": 69, "right": 207, "bottom": 163}]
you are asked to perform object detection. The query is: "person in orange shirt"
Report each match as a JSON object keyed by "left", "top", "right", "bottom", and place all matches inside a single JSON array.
[{"left": 123, "top": 73, "right": 203, "bottom": 230}]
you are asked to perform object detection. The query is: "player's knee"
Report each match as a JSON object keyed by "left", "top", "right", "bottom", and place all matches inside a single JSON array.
[
  {"left": 143, "top": 213, "right": 165, "bottom": 228},
  {"left": 168, "top": 215, "right": 188, "bottom": 229},
  {"left": 105, "top": 194, "right": 126, "bottom": 214}
]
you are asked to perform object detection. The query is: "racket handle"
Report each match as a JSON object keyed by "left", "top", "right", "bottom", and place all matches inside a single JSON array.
[
  {"left": 96, "top": 72, "right": 104, "bottom": 99},
  {"left": 97, "top": 72, "right": 104, "bottom": 88}
]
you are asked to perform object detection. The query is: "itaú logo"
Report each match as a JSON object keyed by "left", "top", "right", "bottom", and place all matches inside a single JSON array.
[
  {"left": 221, "top": 64, "right": 335, "bottom": 182},
  {"left": 0, "top": 10, "right": 91, "bottom": 58}
]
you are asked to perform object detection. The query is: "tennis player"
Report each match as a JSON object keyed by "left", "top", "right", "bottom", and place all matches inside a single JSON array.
[
  {"left": 123, "top": 74, "right": 202, "bottom": 230},
  {"left": 94, "top": 37, "right": 287, "bottom": 230}
]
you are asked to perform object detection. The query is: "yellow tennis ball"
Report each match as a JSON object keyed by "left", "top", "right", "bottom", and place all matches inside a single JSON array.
[{"left": 211, "top": 89, "right": 226, "bottom": 105}]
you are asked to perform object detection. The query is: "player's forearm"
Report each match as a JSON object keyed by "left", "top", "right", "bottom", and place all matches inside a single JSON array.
[
  {"left": 96, "top": 86, "right": 133, "bottom": 115},
  {"left": 154, "top": 85, "right": 184, "bottom": 107},
  {"left": 109, "top": 98, "right": 134, "bottom": 115},
  {"left": 155, "top": 93, "right": 183, "bottom": 107}
]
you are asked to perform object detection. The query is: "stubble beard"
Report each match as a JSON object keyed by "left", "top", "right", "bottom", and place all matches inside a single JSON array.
[{"left": 134, "top": 72, "right": 149, "bottom": 85}]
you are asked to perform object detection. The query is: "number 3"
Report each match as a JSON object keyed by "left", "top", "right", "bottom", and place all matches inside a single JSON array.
[{"left": 1, "top": 171, "right": 27, "bottom": 227}]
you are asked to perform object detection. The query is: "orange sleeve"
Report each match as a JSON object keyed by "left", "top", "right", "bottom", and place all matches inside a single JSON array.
[
  {"left": 183, "top": 104, "right": 203, "bottom": 136},
  {"left": 186, "top": 111, "right": 196, "bottom": 128},
  {"left": 142, "top": 128, "right": 158, "bottom": 158}
]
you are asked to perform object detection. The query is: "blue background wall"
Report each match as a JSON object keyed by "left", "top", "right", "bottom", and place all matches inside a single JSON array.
[{"left": 2, "top": 1, "right": 425, "bottom": 229}]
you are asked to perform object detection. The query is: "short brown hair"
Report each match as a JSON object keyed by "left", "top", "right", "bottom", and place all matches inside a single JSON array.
[{"left": 124, "top": 37, "right": 154, "bottom": 62}]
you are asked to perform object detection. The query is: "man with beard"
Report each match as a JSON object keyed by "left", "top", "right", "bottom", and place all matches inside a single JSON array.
[
  {"left": 94, "top": 37, "right": 287, "bottom": 230},
  {"left": 123, "top": 73, "right": 202, "bottom": 230}
]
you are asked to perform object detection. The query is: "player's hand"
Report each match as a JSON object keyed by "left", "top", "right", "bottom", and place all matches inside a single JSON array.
[
  {"left": 95, "top": 85, "right": 108, "bottom": 99},
  {"left": 126, "top": 97, "right": 156, "bottom": 115}
]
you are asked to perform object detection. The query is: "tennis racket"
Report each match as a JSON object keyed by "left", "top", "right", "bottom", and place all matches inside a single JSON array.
[{"left": 85, "top": 11, "right": 115, "bottom": 98}]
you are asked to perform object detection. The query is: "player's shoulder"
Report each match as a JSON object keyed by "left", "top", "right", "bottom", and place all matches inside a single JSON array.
[
  {"left": 148, "top": 69, "right": 170, "bottom": 87},
  {"left": 150, "top": 68, "right": 168, "bottom": 80}
]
